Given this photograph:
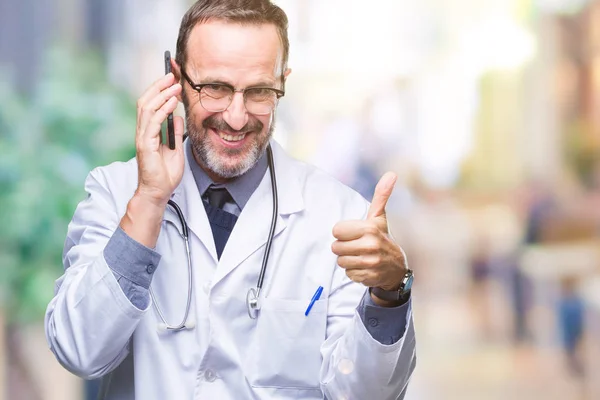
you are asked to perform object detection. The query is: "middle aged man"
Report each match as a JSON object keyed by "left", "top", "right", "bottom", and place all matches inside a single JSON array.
[{"left": 45, "top": 1, "right": 417, "bottom": 399}]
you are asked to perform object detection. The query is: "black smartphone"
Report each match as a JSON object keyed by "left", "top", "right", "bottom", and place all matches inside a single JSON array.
[{"left": 164, "top": 50, "right": 175, "bottom": 150}]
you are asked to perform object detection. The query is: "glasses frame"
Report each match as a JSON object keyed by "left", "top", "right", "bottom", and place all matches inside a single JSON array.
[{"left": 180, "top": 66, "right": 285, "bottom": 115}]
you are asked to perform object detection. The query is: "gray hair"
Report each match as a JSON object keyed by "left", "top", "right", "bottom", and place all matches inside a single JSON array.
[{"left": 175, "top": 0, "right": 290, "bottom": 73}]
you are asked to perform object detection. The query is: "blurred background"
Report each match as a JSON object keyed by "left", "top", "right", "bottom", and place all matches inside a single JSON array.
[{"left": 1, "top": 0, "right": 600, "bottom": 399}]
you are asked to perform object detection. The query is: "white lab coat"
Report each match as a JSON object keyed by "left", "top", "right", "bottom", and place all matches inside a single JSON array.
[{"left": 45, "top": 140, "right": 416, "bottom": 400}]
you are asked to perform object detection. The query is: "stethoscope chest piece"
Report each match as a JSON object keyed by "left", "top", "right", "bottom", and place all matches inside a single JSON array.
[{"left": 246, "top": 288, "right": 260, "bottom": 319}]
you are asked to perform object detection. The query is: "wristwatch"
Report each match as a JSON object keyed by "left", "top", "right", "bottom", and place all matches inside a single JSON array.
[{"left": 371, "top": 269, "right": 414, "bottom": 302}]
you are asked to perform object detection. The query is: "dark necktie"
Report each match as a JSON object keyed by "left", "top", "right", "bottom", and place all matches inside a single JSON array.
[
  {"left": 203, "top": 186, "right": 237, "bottom": 259},
  {"left": 204, "top": 186, "right": 233, "bottom": 210}
]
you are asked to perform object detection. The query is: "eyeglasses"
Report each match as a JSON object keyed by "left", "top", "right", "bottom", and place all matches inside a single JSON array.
[{"left": 180, "top": 67, "right": 285, "bottom": 115}]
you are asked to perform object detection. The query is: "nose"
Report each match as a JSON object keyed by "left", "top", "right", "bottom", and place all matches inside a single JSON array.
[{"left": 222, "top": 91, "right": 249, "bottom": 131}]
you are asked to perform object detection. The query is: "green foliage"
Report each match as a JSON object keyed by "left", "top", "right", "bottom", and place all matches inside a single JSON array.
[{"left": 0, "top": 47, "right": 137, "bottom": 323}]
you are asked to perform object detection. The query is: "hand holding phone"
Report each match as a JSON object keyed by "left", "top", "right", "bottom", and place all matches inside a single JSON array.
[
  {"left": 130, "top": 51, "right": 183, "bottom": 207},
  {"left": 125, "top": 51, "right": 184, "bottom": 246},
  {"left": 164, "top": 50, "right": 176, "bottom": 150}
]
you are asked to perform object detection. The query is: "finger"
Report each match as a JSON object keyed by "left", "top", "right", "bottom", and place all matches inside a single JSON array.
[
  {"left": 345, "top": 269, "right": 367, "bottom": 284},
  {"left": 143, "top": 83, "right": 182, "bottom": 119},
  {"left": 331, "top": 237, "right": 380, "bottom": 256},
  {"left": 136, "top": 73, "right": 175, "bottom": 141},
  {"left": 367, "top": 172, "right": 398, "bottom": 219},
  {"left": 337, "top": 255, "right": 363, "bottom": 269},
  {"left": 345, "top": 269, "right": 378, "bottom": 286},
  {"left": 346, "top": 269, "right": 379, "bottom": 287},
  {"left": 139, "top": 83, "right": 182, "bottom": 136},
  {"left": 332, "top": 220, "right": 377, "bottom": 241},
  {"left": 337, "top": 254, "right": 381, "bottom": 270},
  {"left": 137, "top": 73, "right": 176, "bottom": 112},
  {"left": 142, "top": 97, "right": 179, "bottom": 146},
  {"left": 136, "top": 74, "right": 176, "bottom": 135}
]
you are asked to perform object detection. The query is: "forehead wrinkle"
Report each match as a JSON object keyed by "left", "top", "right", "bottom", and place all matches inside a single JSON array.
[{"left": 189, "top": 57, "right": 278, "bottom": 87}]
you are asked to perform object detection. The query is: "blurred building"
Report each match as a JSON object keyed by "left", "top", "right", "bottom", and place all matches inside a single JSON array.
[{"left": 0, "top": 0, "right": 189, "bottom": 97}]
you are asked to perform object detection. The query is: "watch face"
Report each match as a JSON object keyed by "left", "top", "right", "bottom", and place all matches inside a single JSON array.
[{"left": 403, "top": 274, "right": 414, "bottom": 292}]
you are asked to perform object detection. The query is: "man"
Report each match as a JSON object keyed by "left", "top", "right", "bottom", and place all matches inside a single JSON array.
[{"left": 45, "top": 1, "right": 416, "bottom": 399}]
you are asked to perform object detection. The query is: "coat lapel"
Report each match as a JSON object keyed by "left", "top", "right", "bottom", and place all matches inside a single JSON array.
[
  {"left": 164, "top": 142, "right": 218, "bottom": 262},
  {"left": 211, "top": 140, "right": 305, "bottom": 286}
]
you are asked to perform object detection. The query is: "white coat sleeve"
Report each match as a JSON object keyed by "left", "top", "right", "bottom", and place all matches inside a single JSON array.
[
  {"left": 44, "top": 168, "right": 149, "bottom": 380},
  {"left": 319, "top": 207, "right": 417, "bottom": 399}
]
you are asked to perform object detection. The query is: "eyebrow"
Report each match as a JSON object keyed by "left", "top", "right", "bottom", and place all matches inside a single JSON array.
[{"left": 199, "top": 76, "right": 277, "bottom": 88}]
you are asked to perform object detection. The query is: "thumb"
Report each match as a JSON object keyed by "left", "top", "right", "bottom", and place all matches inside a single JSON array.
[
  {"left": 367, "top": 172, "right": 397, "bottom": 219},
  {"left": 173, "top": 115, "right": 185, "bottom": 145}
]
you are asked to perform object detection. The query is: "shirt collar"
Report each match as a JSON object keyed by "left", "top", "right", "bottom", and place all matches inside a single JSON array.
[{"left": 186, "top": 138, "right": 268, "bottom": 210}]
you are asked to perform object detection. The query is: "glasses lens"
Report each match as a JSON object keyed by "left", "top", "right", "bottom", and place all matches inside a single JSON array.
[
  {"left": 245, "top": 88, "right": 278, "bottom": 115},
  {"left": 200, "top": 84, "right": 233, "bottom": 112}
]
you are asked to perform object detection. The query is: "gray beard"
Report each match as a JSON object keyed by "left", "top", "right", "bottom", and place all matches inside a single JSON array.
[{"left": 185, "top": 113, "right": 275, "bottom": 179}]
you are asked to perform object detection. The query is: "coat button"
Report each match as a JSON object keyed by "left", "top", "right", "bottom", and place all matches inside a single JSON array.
[
  {"left": 368, "top": 318, "right": 379, "bottom": 327},
  {"left": 146, "top": 264, "right": 156, "bottom": 274},
  {"left": 204, "top": 369, "right": 216, "bottom": 382},
  {"left": 338, "top": 359, "right": 354, "bottom": 374}
]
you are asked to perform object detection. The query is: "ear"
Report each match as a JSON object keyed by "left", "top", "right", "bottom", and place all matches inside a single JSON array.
[
  {"left": 171, "top": 58, "right": 183, "bottom": 102},
  {"left": 283, "top": 67, "right": 292, "bottom": 79}
]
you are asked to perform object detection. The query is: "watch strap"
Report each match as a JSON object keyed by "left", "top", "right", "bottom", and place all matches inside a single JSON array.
[
  {"left": 371, "top": 269, "right": 413, "bottom": 302},
  {"left": 371, "top": 286, "right": 406, "bottom": 302}
]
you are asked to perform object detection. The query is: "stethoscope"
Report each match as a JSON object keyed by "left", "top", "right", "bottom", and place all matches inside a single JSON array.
[{"left": 151, "top": 144, "right": 278, "bottom": 331}]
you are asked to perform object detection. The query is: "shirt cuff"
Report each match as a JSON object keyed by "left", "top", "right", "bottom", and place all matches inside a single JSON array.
[
  {"left": 357, "top": 289, "right": 411, "bottom": 345},
  {"left": 103, "top": 226, "right": 162, "bottom": 309}
]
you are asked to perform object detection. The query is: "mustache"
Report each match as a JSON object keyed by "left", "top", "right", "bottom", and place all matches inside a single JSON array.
[{"left": 202, "top": 114, "right": 263, "bottom": 134}]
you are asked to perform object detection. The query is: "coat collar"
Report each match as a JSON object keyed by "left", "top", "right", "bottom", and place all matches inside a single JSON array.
[
  {"left": 164, "top": 139, "right": 305, "bottom": 267},
  {"left": 185, "top": 139, "right": 269, "bottom": 211}
]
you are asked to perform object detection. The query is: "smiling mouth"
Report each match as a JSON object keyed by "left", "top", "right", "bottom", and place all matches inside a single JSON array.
[{"left": 210, "top": 128, "right": 248, "bottom": 142}]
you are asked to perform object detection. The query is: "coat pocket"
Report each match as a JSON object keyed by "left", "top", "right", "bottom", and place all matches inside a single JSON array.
[{"left": 247, "top": 297, "right": 327, "bottom": 389}]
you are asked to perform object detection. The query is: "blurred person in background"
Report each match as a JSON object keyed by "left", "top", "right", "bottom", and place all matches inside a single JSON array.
[
  {"left": 43, "top": 1, "right": 416, "bottom": 399},
  {"left": 557, "top": 276, "right": 584, "bottom": 376},
  {"left": 511, "top": 181, "right": 557, "bottom": 343},
  {"left": 467, "top": 235, "right": 495, "bottom": 338}
]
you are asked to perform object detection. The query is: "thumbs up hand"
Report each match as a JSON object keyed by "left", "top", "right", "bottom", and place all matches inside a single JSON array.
[{"left": 331, "top": 172, "right": 409, "bottom": 305}]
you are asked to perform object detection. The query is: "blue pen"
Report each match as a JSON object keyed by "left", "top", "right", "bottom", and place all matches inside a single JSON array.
[{"left": 305, "top": 286, "right": 323, "bottom": 316}]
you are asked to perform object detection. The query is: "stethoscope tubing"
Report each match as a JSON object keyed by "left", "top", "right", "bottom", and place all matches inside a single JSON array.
[
  {"left": 152, "top": 143, "right": 278, "bottom": 329},
  {"left": 151, "top": 200, "right": 193, "bottom": 331},
  {"left": 253, "top": 144, "right": 278, "bottom": 302}
]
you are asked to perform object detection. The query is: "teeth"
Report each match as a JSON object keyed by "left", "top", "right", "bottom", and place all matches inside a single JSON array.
[{"left": 218, "top": 131, "right": 246, "bottom": 142}]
